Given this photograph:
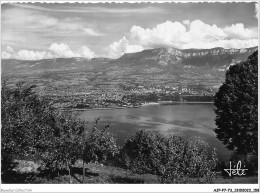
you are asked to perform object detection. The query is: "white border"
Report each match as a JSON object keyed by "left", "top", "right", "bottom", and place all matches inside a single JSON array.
[
  {"left": 1, "top": 184, "right": 260, "bottom": 192},
  {"left": 0, "top": 0, "right": 259, "bottom": 3},
  {"left": 0, "top": 1, "right": 259, "bottom": 192}
]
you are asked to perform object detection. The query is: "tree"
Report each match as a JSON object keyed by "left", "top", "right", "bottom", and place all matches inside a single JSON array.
[
  {"left": 1, "top": 82, "right": 52, "bottom": 170},
  {"left": 159, "top": 136, "right": 218, "bottom": 183},
  {"left": 119, "top": 130, "right": 166, "bottom": 175},
  {"left": 83, "top": 119, "right": 118, "bottom": 165},
  {"left": 41, "top": 112, "right": 87, "bottom": 183},
  {"left": 119, "top": 130, "right": 218, "bottom": 183},
  {"left": 1, "top": 82, "right": 88, "bottom": 183},
  {"left": 214, "top": 51, "right": 258, "bottom": 156}
]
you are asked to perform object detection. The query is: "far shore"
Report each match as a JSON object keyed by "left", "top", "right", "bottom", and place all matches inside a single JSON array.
[
  {"left": 161, "top": 101, "right": 214, "bottom": 104},
  {"left": 61, "top": 101, "right": 214, "bottom": 111}
]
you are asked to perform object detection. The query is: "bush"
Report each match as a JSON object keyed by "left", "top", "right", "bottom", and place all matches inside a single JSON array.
[
  {"left": 119, "top": 130, "right": 165, "bottom": 175},
  {"left": 159, "top": 136, "right": 218, "bottom": 183},
  {"left": 119, "top": 130, "right": 218, "bottom": 183},
  {"left": 83, "top": 119, "right": 119, "bottom": 165}
]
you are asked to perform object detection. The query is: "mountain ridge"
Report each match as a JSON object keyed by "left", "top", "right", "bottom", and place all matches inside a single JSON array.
[
  {"left": 1, "top": 46, "right": 258, "bottom": 92},
  {"left": 115, "top": 46, "right": 257, "bottom": 67},
  {"left": 2, "top": 46, "right": 257, "bottom": 62},
  {"left": 119, "top": 46, "right": 258, "bottom": 58},
  {"left": 1, "top": 46, "right": 257, "bottom": 74}
]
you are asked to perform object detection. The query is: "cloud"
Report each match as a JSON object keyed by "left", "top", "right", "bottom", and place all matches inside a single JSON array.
[
  {"left": 107, "top": 20, "right": 258, "bottom": 58},
  {"left": 79, "top": 46, "right": 95, "bottom": 59},
  {"left": 2, "top": 8, "right": 58, "bottom": 29},
  {"left": 49, "top": 43, "right": 75, "bottom": 58},
  {"left": 182, "top": 20, "right": 190, "bottom": 26},
  {"left": 223, "top": 23, "right": 258, "bottom": 39},
  {"left": 10, "top": 3, "right": 162, "bottom": 14},
  {"left": 2, "top": 8, "right": 103, "bottom": 36},
  {"left": 55, "top": 21, "right": 104, "bottom": 36},
  {"left": 2, "top": 43, "right": 96, "bottom": 60},
  {"left": 49, "top": 43, "right": 95, "bottom": 59},
  {"left": 107, "top": 37, "right": 144, "bottom": 58},
  {"left": 82, "top": 28, "right": 104, "bottom": 36},
  {"left": 130, "top": 21, "right": 187, "bottom": 48},
  {"left": 15, "top": 50, "right": 52, "bottom": 60},
  {"left": 6, "top": 46, "right": 14, "bottom": 53},
  {"left": 1, "top": 8, "right": 104, "bottom": 49},
  {"left": 2, "top": 51, "right": 12, "bottom": 59}
]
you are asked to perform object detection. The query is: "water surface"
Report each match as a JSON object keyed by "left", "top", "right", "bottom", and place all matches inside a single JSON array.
[{"left": 79, "top": 103, "right": 231, "bottom": 162}]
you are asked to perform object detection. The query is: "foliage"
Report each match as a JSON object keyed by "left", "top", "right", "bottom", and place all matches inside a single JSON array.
[
  {"left": 214, "top": 51, "right": 258, "bottom": 156},
  {"left": 159, "top": 136, "right": 218, "bottom": 183},
  {"left": 119, "top": 130, "right": 218, "bottom": 183},
  {"left": 40, "top": 112, "right": 87, "bottom": 171},
  {"left": 1, "top": 81, "right": 118, "bottom": 183},
  {"left": 1, "top": 82, "right": 52, "bottom": 170},
  {"left": 119, "top": 130, "right": 165, "bottom": 174},
  {"left": 83, "top": 119, "right": 119, "bottom": 164},
  {"left": 1, "top": 82, "right": 88, "bottom": 177}
]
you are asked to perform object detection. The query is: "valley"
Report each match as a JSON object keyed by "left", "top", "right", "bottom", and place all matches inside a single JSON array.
[{"left": 1, "top": 46, "right": 257, "bottom": 109}]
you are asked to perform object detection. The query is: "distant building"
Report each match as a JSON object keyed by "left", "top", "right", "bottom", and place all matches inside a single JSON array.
[{"left": 181, "top": 86, "right": 188, "bottom": 92}]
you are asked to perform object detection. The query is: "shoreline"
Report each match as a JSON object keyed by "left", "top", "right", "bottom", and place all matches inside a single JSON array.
[
  {"left": 160, "top": 101, "right": 214, "bottom": 104},
  {"left": 61, "top": 101, "right": 214, "bottom": 111}
]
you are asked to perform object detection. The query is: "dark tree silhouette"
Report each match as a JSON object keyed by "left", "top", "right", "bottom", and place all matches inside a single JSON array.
[{"left": 214, "top": 51, "right": 258, "bottom": 155}]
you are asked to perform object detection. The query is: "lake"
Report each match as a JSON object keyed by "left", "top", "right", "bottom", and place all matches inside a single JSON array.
[{"left": 78, "top": 103, "right": 232, "bottom": 162}]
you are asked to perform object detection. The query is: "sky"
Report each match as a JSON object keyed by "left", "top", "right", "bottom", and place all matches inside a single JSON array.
[{"left": 1, "top": 2, "right": 259, "bottom": 60}]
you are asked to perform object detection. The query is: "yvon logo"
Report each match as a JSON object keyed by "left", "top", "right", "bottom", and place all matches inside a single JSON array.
[{"left": 224, "top": 161, "right": 248, "bottom": 177}]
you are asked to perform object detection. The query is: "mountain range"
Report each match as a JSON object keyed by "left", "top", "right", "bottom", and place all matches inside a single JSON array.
[
  {"left": 1, "top": 46, "right": 258, "bottom": 90},
  {"left": 116, "top": 47, "right": 257, "bottom": 67},
  {"left": 2, "top": 46, "right": 257, "bottom": 73}
]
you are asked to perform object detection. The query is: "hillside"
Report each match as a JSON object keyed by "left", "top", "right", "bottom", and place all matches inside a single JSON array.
[
  {"left": 2, "top": 47, "right": 257, "bottom": 73},
  {"left": 1, "top": 46, "right": 257, "bottom": 94},
  {"left": 115, "top": 47, "right": 257, "bottom": 67},
  {"left": 2, "top": 160, "right": 258, "bottom": 184},
  {"left": 109, "top": 46, "right": 257, "bottom": 89},
  {"left": 1, "top": 57, "right": 113, "bottom": 74}
]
